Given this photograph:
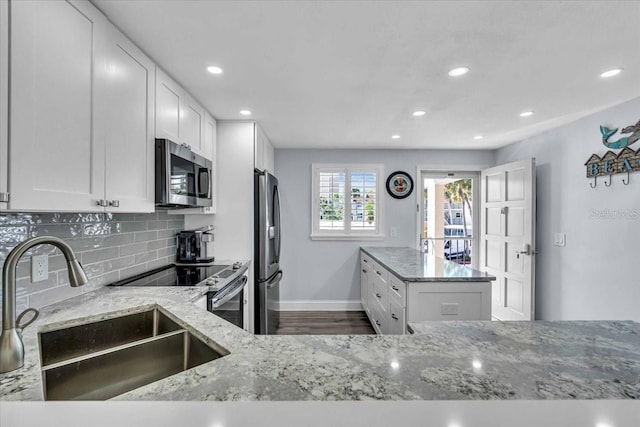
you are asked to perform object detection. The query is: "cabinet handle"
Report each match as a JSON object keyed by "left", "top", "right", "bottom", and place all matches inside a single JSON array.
[
  {"left": 391, "top": 313, "right": 398, "bottom": 320},
  {"left": 362, "top": 269, "right": 367, "bottom": 273},
  {"left": 376, "top": 271, "right": 382, "bottom": 276},
  {"left": 109, "top": 200, "right": 120, "bottom": 207},
  {"left": 363, "top": 259, "right": 368, "bottom": 263},
  {"left": 375, "top": 293, "right": 381, "bottom": 299},
  {"left": 392, "top": 285, "right": 399, "bottom": 291},
  {"left": 96, "top": 199, "right": 108, "bottom": 207},
  {"left": 375, "top": 320, "right": 381, "bottom": 326}
]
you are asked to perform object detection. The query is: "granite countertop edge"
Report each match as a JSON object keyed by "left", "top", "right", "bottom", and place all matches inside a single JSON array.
[
  {"left": 1, "top": 286, "right": 638, "bottom": 401},
  {"left": 360, "top": 246, "right": 496, "bottom": 282}
]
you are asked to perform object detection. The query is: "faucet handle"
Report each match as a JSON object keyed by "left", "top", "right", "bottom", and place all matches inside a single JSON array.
[{"left": 15, "top": 307, "right": 39, "bottom": 332}]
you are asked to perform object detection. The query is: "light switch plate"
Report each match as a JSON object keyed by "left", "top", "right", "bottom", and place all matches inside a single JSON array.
[
  {"left": 390, "top": 227, "right": 397, "bottom": 237},
  {"left": 31, "top": 255, "right": 48, "bottom": 282},
  {"left": 554, "top": 232, "right": 566, "bottom": 247}
]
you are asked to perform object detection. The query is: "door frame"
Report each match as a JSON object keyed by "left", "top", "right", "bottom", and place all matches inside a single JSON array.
[{"left": 415, "top": 165, "right": 486, "bottom": 270}]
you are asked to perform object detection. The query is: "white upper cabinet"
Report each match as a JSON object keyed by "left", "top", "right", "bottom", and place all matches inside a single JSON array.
[
  {"left": 180, "top": 93, "right": 205, "bottom": 156},
  {"left": 155, "top": 68, "right": 207, "bottom": 158},
  {"left": 99, "top": 24, "right": 155, "bottom": 213},
  {"left": 254, "top": 123, "right": 274, "bottom": 173},
  {"left": 6, "top": 0, "right": 155, "bottom": 212},
  {"left": 155, "top": 68, "right": 182, "bottom": 144},
  {"left": 8, "top": 0, "right": 106, "bottom": 211}
]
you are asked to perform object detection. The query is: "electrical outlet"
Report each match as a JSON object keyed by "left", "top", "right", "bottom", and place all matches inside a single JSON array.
[
  {"left": 441, "top": 302, "right": 459, "bottom": 315},
  {"left": 554, "top": 232, "right": 566, "bottom": 247},
  {"left": 31, "top": 255, "right": 48, "bottom": 282}
]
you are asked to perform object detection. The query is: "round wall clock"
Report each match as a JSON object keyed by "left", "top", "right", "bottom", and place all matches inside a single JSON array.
[{"left": 386, "top": 171, "right": 414, "bottom": 199}]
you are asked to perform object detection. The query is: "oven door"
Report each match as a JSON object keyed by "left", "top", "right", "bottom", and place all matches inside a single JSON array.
[{"left": 208, "top": 275, "right": 247, "bottom": 328}]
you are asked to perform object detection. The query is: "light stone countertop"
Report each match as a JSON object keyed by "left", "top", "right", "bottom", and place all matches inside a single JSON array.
[
  {"left": 361, "top": 247, "right": 496, "bottom": 282},
  {"left": 1, "top": 286, "right": 639, "bottom": 401}
]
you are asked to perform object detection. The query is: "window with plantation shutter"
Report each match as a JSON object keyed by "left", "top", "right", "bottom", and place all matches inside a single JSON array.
[{"left": 311, "top": 164, "right": 384, "bottom": 240}]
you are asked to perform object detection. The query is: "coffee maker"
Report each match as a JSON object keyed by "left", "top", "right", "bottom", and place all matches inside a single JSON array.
[{"left": 176, "top": 226, "right": 215, "bottom": 264}]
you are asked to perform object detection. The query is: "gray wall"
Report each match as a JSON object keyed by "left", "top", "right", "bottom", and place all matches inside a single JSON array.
[
  {"left": 495, "top": 97, "right": 640, "bottom": 321},
  {"left": 0, "top": 211, "right": 183, "bottom": 318},
  {"left": 275, "top": 149, "right": 494, "bottom": 307}
]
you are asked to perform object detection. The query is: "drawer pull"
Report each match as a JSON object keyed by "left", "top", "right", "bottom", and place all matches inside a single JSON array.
[
  {"left": 391, "top": 313, "right": 398, "bottom": 320},
  {"left": 363, "top": 259, "right": 368, "bottom": 263},
  {"left": 362, "top": 269, "right": 367, "bottom": 273},
  {"left": 391, "top": 285, "right": 399, "bottom": 291},
  {"left": 375, "top": 320, "right": 381, "bottom": 326},
  {"left": 376, "top": 293, "right": 381, "bottom": 298},
  {"left": 376, "top": 271, "right": 382, "bottom": 276}
]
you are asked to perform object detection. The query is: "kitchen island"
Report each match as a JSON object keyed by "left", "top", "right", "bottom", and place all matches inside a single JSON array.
[
  {"left": 1, "top": 285, "right": 638, "bottom": 401},
  {"left": 360, "top": 247, "right": 496, "bottom": 334}
]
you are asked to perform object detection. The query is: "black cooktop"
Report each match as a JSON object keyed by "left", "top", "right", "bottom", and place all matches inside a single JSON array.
[{"left": 108, "top": 264, "right": 229, "bottom": 287}]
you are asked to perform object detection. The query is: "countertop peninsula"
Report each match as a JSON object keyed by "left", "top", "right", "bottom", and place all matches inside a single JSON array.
[
  {"left": 1, "top": 286, "right": 638, "bottom": 401},
  {"left": 360, "top": 247, "right": 496, "bottom": 282}
]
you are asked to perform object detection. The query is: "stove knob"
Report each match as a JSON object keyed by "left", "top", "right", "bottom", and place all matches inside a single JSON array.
[
  {"left": 232, "top": 262, "right": 241, "bottom": 270},
  {"left": 206, "top": 277, "right": 218, "bottom": 285}
]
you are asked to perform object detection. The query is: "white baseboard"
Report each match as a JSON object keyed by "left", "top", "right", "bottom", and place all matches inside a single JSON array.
[{"left": 277, "top": 300, "right": 363, "bottom": 311}]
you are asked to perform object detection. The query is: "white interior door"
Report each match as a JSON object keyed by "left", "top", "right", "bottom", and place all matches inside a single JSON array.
[{"left": 480, "top": 159, "right": 536, "bottom": 320}]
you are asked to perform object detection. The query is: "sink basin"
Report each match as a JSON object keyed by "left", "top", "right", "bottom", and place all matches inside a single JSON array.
[{"left": 38, "top": 307, "right": 229, "bottom": 400}]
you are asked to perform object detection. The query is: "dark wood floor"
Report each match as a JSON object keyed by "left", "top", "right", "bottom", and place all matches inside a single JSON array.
[{"left": 275, "top": 310, "right": 376, "bottom": 335}]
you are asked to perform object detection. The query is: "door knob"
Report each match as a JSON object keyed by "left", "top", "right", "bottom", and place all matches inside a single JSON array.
[{"left": 515, "top": 244, "right": 530, "bottom": 259}]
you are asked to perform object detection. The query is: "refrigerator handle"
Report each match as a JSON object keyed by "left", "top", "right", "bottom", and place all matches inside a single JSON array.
[
  {"left": 266, "top": 271, "right": 283, "bottom": 289},
  {"left": 273, "top": 185, "right": 281, "bottom": 260}
]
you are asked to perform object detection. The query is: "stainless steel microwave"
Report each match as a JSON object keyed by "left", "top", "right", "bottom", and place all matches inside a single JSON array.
[{"left": 155, "top": 139, "right": 213, "bottom": 208}]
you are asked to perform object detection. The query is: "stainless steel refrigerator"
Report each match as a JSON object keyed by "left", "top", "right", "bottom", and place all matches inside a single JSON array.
[{"left": 254, "top": 170, "right": 283, "bottom": 334}]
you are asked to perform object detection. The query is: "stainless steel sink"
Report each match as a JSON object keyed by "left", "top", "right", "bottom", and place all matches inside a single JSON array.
[{"left": 38, "top": 307, "right": 229, "bottom": 400}]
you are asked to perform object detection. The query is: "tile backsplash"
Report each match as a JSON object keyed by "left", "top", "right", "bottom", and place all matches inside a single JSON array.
[{"left": 0, "top": 211, "right": 184, "bottom": 316}]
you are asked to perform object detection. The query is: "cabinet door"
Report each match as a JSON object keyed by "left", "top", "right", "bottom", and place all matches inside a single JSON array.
[
  {"left": 388, "top": 298, "right": 406, "bottom": 335},
  {"left": 9, "top": 0, "right": 106, "bottom": 211},
  {"left": 0, "top": 0, "right": 8, "bottom": 208},
  {"left": 254, "top": 123, "right": 274, "bottom": 173},
  {"left": 155, "top": 68, "right": 181, "bottom": 142},
  {"left": 180, "top": 93, "right": 205, "bottom": 156},
  {"left": 100, "top": 24, "right": 155, "bottom": 213}
]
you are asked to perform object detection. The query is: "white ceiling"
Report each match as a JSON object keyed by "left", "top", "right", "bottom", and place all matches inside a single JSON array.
[{"left": 92, "top": 0, "right": 640, "bottom": 150}]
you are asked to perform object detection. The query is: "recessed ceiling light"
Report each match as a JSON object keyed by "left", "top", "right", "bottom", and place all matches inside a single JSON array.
[
  {"left": 391, "top": 135, "right": 401, "bottom": 139},
  {"left": 239, "top": 110, "right": 252, "bottom": 116},
  {"left": 206, "top": 66, "right": 223, "bottom": 75},
  {"left": 473, "top": 135, "right": 483, "bottom": 140},
  {"left": 520, "top": 111, "right": 534, "bottom": 117},
  {"left": 472, "top": 360, "right": 482, "bottom": 369},
  {"left": 600, "top": 68, "right": 623, "bottom": 78},
  {"left": 412, "top": 110, "right": 426, "bottom": 117},
  {"left": 448, "top": 66, "right": 470, "bottom": 77}
]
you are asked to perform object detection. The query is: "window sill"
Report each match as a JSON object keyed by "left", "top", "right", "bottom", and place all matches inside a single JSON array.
[{"left": 310, "top": 234, "right": 385, "bottom": 241}]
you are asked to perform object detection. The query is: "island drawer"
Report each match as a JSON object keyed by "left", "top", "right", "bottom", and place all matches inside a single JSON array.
[
  {"left": 388, "top": 274, "right": 405, "bottom": 307},
  {"left": 369, "top": 301, "right": 387, "bottom": 334},
  {"left": 360, "top": 252, "right": 372, "bottom": 267},
  {"left": 388, "top": 298, "right": 406, "bottom": 335},
  {"left": 371, "top": 268, "right": 388, "bottom": 313}
]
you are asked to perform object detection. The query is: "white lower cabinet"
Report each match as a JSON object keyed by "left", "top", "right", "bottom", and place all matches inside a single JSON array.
[
  {"left": 406, "top": 282, "right": 491, "bottom": 322},
  {"left": 360, "top": 249, "right": 491, "bottom": 335}
]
